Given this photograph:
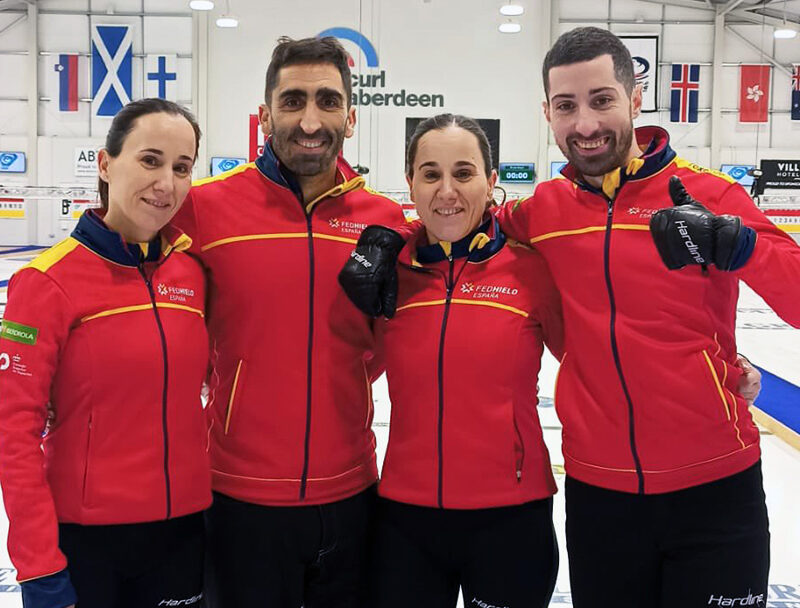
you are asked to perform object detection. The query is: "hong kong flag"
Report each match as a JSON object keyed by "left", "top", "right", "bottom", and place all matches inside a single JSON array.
[{"left": 739, "top": 64, "right": 771, "bottom": 123}]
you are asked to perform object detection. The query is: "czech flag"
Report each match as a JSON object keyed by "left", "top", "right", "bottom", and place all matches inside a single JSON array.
[{"left": 55, "top": 53, "right": 79, "bottom": 112}]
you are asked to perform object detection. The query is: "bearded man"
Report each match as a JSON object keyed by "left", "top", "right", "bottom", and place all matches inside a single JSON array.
[{"left": 174, "top": 36, "right": 404, "bottom": 608}]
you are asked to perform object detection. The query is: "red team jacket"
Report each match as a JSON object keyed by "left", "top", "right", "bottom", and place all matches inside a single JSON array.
[
  {"left": 173, "top": 144, "right": 405, "bottom": 506},
  {"left": 0, "top": 211, "right": 211, "bottom": 583},
  {"left": 378, "top": 216, "right": 564, "bottom": 509},
  {"left": 493, "top": 126, "right": 800, "bottom": 494}
]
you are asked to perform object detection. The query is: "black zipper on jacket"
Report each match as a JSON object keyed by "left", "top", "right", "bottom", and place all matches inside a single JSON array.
[
  {"left": 512, "top": 415, "right": 525, "bottom": 482},
  {"left": 138, "top": 261, "right": 173, "bottom": 518},
  {"left": 436, "top": 255, "right": 455, "bottom": 509},
  {"left": 602, "top": 198, "right": 645, "bottom": 494},
  {"left": 300, "top": 212, "right": 315, "bottom": 501}
]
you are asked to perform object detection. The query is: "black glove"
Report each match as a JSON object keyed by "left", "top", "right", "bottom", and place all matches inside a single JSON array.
[
  {"left": 338, "top": 225, "right": 406, "bottom": 318},
  {"left": 649, "top": 176, "right": 755, "bottom": 271}
]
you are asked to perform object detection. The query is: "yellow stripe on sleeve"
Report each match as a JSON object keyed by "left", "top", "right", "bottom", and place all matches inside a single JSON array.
[
  {"left": 24, "top": 238, "right": 82, "bottom": 273},
  {"left": 192, "top": 163, "right": 255, "bottom": 187}
]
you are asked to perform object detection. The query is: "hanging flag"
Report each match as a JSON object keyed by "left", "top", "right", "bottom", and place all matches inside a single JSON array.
[
  {"left": 619, "top": 35, "right": 659, "bottom": 113},
  {"left": 91, "top": 24, "right": 133, "bottom": 117},
  {"left": 739, "top": 64, "right": 771, "bottom": 123},
  {"left": 791, "top": 64, "right": 800, "bottom": 121},
  {"left": 54, "top": 53, "right": 79, "bottom": 112},
  {"left": 145, "top": 54, "right": 178, "bottom": 100},
  {"left": 670, "top": 63, "right": 700, "bottom": 123}
]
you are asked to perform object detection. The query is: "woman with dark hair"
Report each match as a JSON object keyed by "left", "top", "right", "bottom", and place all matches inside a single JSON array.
[
  {"left": 365, "top": 114, "right": 563, "bottom": 608},
  {"left": 0, "top": 98, "right": 210, "bottom": 608}
]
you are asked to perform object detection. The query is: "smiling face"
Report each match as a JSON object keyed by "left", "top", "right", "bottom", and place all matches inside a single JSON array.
[
  {"left": 408, "top": 126, "right": 497, "bottom": 244},
  {"left": 261, "top": 62, "right": 355, "bottom": 178},
  {"left": 98, "top": 111, "right": 196, "bottom": 243},
  {"left": 544, "top": 54, "right": 642, "bottom": 185}
]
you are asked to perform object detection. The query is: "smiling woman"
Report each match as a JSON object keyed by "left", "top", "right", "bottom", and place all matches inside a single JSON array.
[
  {"left": 0, "top": 99, "right": 212, "bottom": 608},
  {"left": 405, "top": 115, "right": 497, "bottom": 244},
  {"left": 357, "top": 114, "right": 565, "bottom": 608},
  {"left": 98, "top": 100, "right": 200, "bottom": 243}
]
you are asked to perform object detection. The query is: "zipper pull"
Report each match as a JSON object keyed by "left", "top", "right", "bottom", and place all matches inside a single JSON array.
[
  {"left": 138, "top": 263, "right": 152, "bottom": 288},
  {"left": 516, "top": 469, "right": 522, "bottom": 482},
  {"left": 446, "top": 255, "right": 454, "bottom": 294}
]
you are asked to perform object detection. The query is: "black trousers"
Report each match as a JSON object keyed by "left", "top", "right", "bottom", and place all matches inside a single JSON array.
[
  {"left": 369, "top": 497, "right": 558, "bottom": 608},
  {"left": 566, "top": 462, "right": 770, "bottom": 608},
  {"left": 204, "top": 487, "right": 376, "bottom": 608},
  {"left": 58, "top": 511, "right": 204, "bottom": 608}
]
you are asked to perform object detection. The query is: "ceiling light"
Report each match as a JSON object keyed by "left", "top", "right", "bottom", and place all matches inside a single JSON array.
[
  {"left": 189, "top": 0, "right": 214, "bottom": 10},
  {"left": 774, "top": 1, "right": 797, "bottom": 39},
  {"left": 774, "top": 27, "right": 797, "bottom": 39},
  {"left": 216, "top": 15, "right": 238, "bottom": 27},
  {"left": 498, "top": 21, "right": 522, "bottom": 33},
  {"left": 500, "top": 3, "right": 524, "bottom": 16}
]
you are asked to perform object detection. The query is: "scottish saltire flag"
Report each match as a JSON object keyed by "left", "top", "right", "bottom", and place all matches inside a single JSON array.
[
  {"left": 91, "top": 24, "right": 132, "bottom": 117},
  {"left": 54, "top": 54, "right": 79, "bottom": 112},
  {"left": 145, "top": 55, "right": 177, "bottom": 100},
  {"left": 670, "top": 63, "right": 699, "bottom": 123},
  {"left": 792, "top": 64, "right": 800, "bottom": 121}
]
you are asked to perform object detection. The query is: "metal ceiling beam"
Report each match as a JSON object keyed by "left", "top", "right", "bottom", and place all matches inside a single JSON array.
[
  {"left": 720, "top": 0, "right": 748, "bottom": 14},
  {"left": 725, "top": 25, "right": 793, "bottom": 76},
  {"left": 0, "top": 12, "right": 24, "bottom": 35},
  {"left": 634, "top": 0, "right": 715, "bottom": 11},
  {"left": 0, "top": 0, "right": 25, "bottom": 10},
  {"left": 729, "top": 6, "right": 800, "bottom": 26}
]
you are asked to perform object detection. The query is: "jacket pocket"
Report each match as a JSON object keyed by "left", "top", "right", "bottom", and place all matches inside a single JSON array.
[
  {"left": 81, "top": 411, "right": 96, "bottom": 506},
  {"left": 223, "top": 359, "right": 246, "bottom": 436},
  {"left": 363, "top": 361, "right": 373, "bottom": 431},
  {"left": 512, "top": 409, "right": 525, "bottom": 482},
  {"left": 698, "top": 350, "right": 733, "bottom": 421}
]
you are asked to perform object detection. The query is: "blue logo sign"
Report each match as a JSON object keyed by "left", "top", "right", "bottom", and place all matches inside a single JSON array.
[
  {"left": 0, "top": 152, "right": 26, "bottom": 173},
  {"left": 318, "top": 27, "right": 379, "bottom": 67},
  {"left": 210, "top": 157, "right": 246, "bottom": 176},
  {"left": 633, "top": 56, "right": 650, "bottom": 79},
  {"left": 720, "top": 164, "right": 755, "bottom": 187}
]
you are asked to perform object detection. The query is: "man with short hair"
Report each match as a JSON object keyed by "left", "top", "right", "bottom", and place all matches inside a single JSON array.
[
  {"left": 174, "top": 36, "right": 404, "bottom": 607},
  {"left": 340, "top": 26, "right": 800, "bottom": 607}
]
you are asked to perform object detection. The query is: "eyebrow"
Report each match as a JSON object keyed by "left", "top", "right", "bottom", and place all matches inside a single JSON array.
[
  {"left": 278, "top": 89, "right": 308, "bottom": 100},
  {"left": 316, "top": 87, "right": 344, "bottom": 100},
  {"left": 589, "top": 87, "right": 618, "bottom": 95},
  {"left": 417, "top": 160, "right": 478, "bottom": 170},
  {"left": 550, "top": 86, "right": 618, "bottom": 101},
  {"left": 140, "top": 148, "right": 193, "bottom": 162},
  {"left": 278, "top": 87, "right": 345, "bottom": 101}
]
